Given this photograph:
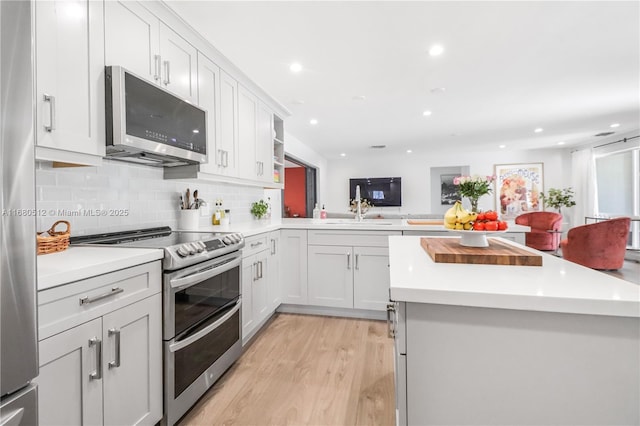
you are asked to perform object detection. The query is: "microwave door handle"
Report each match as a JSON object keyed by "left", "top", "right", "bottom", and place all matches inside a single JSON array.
[
  {"left": 170, "top": 256, "right": 241, "bottom": 289},
  {"left": 169, "top": 299, "right": 241, "bottom": 352}
]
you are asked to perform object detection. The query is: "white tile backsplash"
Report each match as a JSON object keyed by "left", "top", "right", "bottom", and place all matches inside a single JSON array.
[{"left": 36, "top": 160, "right": 266, "bottom": 236}]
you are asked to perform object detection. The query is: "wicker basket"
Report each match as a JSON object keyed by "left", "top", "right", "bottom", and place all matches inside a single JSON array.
[{"left": 37, "top": 220, "right": 71, "bottom": 255}]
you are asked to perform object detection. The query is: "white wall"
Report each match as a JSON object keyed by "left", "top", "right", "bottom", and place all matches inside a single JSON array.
[
  {"left": 324, "top": 148, "right": 571, "bottom": 215},
  {"left": 36, "top": 160, "right": 265, "bottom": 235}
]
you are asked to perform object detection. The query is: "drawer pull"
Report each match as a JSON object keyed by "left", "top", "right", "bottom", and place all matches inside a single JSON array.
[
  {"left": 250, "top": 241, "right": 263, "bottom": 248},
  {"left": 79, "top": 287, "right": 124, "bottom": 305}
]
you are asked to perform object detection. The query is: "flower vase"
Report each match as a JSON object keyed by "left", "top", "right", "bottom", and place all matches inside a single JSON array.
[{"left": 468, "top": 197, "right": 479, "bottom": 213}]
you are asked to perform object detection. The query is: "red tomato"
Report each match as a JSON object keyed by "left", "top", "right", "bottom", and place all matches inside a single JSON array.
[
  {"left": 473, "top": 221, "right": 485, "bottom": 231},
  {"left": 484, "top": 221, "right": 499, "bottom": 231},
  {"left": 485, "top": 211, "right": 498, "bottom": 221},
  {"left": 498, "top": 221, "right": 508, "bottom": 230},
  {"left": 476, "top": 213, "right": 486, "bottom": 221}
]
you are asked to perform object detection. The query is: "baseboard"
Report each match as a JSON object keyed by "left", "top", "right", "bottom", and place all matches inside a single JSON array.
[{"left": 276, "top": 304, "right": 387, "bottom": 321}]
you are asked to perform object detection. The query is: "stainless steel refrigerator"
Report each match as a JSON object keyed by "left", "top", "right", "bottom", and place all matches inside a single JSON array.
[{"left": 0, "top": 0, "right": 39, "bottom": 424}]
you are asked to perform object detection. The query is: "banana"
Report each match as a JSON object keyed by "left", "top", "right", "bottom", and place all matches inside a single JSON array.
[{"left": 444, "top": 202, "right": 459, "bottom": 225}]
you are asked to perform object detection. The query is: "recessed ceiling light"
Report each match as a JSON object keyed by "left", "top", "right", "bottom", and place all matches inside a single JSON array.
[
  {"left": 534, "top": 128, "right": 544, "bottom": 133},
  {"left": 429, "top": 45, "right": 444, "bottom": 56},
  {"left": 430, "top": 87, "right": 446, "bottom": 93},
  {"left": 340, "top": 153, "right": 346, "bottom": 157},
  {"left": 499, "top": 144, "right": 506, "bottom": 149},
  {"left": 610, "top": 123, "right": 620, "bottom": 128},
  {"left": 192, "top": 129, "right": 199, "bottom": 134},
  {"left": 352, "top": 95, "right": 366, "bottom": 101},
  {"left": 423, "top": 110, "right": 432, "bottom": 117},
  {"left": 406, "top": 149, "right": 413, "bottom": 154},
  {"left": 309, "top": 119, "right": 318, "bottom": 125},
  {"left": 557, "top": 141, "right": 566, "bottom": 145},
  {"left": 289, "top": 62, "right": 303, "bottom": 73}
]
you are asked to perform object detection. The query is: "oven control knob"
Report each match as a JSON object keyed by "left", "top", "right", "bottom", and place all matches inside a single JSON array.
[
  {"left": 176, "top": 246, "right": 190, "bottom": 257},
  {"left": 196, "top": 241, "right": 206, "bottom": 252},
  {"left": 222, "top": 236, "right": 233, "bottom": 245},
  {"left": 186, "top": 243, "right": 197, "bottom": 255}
]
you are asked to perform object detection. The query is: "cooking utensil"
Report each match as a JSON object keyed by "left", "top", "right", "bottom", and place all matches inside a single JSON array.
[{"left": 185, "top": 188, "right": 190, "bottom": 210}]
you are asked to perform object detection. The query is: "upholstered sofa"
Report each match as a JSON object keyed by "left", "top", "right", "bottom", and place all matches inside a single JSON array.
[
  {"left": 560, "top": 217, "right": 631, "bottom": 270},
  {"left": 515, "top": 212, "right": 563, "bottom": 251}
]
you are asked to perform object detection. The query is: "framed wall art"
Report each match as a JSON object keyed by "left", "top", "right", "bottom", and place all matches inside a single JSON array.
[
  {"left": 430, "top": 165, "right": 470, "bottom": 214},
  {"left": 494, "top": 163, "right": 544, "bottom": 219}
]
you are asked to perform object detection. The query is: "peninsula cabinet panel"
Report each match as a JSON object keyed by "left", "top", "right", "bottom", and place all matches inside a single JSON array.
[
  {"left": 37, "top": 318, "right": 103, "bottom": 426},
  {"left": 307, "top": 245, "right": 353, "bottom": 309},
  {"left": 35, "top": 0, "right": 105, "bottom": 162}
]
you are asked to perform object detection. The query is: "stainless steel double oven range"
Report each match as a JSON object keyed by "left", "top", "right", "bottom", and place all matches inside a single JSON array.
[{"left": 73, "top": 227, "right": 244, "bottom": 425}]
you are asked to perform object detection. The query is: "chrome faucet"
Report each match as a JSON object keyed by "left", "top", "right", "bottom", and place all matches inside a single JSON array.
[{"left": 355, "top": 185, "right": 363, "bottom": 222}]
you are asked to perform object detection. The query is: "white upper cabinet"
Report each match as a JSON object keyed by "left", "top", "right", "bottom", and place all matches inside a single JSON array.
[
  {"left": 199, "top": 55, "right": 239, "bottom": 177},
  {"left": 238, "top": 84, "right": 259, "bottom": 180},
  {"left": 34, "top": 0, "right": 105, "bottom": 164},
  {"left": 105, "top": 1, "right": 198, "bottom": 103},
  {"left": 257, "top": 101, "right": 275, "bottom": 184},
  {"left": 158, "top": 22, "right": 198, "bottom": 102}
]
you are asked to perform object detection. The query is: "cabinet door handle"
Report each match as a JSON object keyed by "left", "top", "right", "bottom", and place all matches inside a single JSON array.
[
  {"left": 270, "top": 239, "right": 276, "bottom": 255},
  {"left": 217, "top": 149, "right": 223, "bottom": 166},
  {"left": 163, "top": 60, "right": 171, "bottom": 85},
  {"left": 347, "top": 253, "right": 351, "bottom": 270},
  {"left": 154, "top": 55, "right": 161, "bottom": 81},
  {"left": 258, "top": 260, "right": 263, "bottom": 279},
  {"left": 43, "top": 94, "right": 55, "bottom": 132},
  {"left": 89, "top": 337, "right": 102, "bottom": 380},
  {"left": 355, "top": 254, "right": 359, "bottom": 270},
  {"left": 386, "top": 303, "right": 396, "bottom": 338},
  {"left": 80, "top": 287, "right": 124, "bottom": 305},
  {"left": 108, "top": 328, "right": 121, "bottom": 369},
  {"left": 253, "top": 262, "right": 258, "bottom": 281},
  {"left": 223, "top": 150, "right": 229, "bottom": 167}
]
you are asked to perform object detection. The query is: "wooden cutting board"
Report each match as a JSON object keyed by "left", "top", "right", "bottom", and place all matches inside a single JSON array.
[
  {"left": 407, "top": 219, "right": 444, "bottom": 225},
  {"left": 420, "top": 237, "right": 543, "bottom": 266}
]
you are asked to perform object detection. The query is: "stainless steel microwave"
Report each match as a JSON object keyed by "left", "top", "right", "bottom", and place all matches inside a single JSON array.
[{"left": 105, "top": 66, "right": 207, "bottom": 167}]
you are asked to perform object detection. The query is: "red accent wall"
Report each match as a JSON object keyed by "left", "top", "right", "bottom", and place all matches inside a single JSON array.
[{"left": 284, "top": 167, "right": 307, "bottom": 218}]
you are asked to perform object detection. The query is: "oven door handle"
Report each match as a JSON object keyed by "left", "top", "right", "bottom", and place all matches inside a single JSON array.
[
  {"left": 169, "top": 299, "right": 241, "bottom": 353},
  {"left": 170, "top": 256, "right": 241, "bottom": 290}
]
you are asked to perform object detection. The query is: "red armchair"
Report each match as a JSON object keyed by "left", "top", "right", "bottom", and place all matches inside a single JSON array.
[
  {"left": 560, "top": 217, "right": 630, "bottom": 270},
  {"left": 515, "top": 212, "right": 563, "bottom": 251}
]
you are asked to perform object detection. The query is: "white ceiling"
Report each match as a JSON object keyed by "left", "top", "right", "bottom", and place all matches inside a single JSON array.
[{"left": 165, "top": 1, "right": 640, "bottom": 159}]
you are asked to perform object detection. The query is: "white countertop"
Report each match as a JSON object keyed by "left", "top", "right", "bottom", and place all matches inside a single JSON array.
[
  {"left": 37, "top": 246, "right": 163, "bottom": 291},
  {"left": 189, "top": 218, "right": 530, "bottom": 236},
  {"left": 389, "top": 235, "right": 640, "bottom": 318}
]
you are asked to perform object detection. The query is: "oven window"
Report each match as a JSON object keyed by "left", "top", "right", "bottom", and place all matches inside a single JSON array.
[
  {"left": 174, "top": 265, "right": 239, "bottom": 338},
  {"left": 174, "top": 309, "right": 239, "bottom": 397}
]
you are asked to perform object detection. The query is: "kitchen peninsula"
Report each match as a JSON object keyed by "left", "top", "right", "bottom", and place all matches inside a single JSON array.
[{"left": 388, "top": 235, "right": 640, "bottom": 426}]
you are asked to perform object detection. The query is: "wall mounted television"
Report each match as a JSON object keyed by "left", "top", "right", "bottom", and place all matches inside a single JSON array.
[{"left": 349, "top": 177, "right": 402, "bottom": 207}]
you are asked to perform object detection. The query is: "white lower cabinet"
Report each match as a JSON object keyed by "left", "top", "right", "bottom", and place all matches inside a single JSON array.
[
  {"left": 267, "top": 230, "right": 281, "bottom": 311},
  {"left": 306, "top": 230, "right": 399, "bottom": 311},
  {"left": 281, "top": 230, "right": 308, "bottom": 304},
  {"left": 241, "top": 234, "right": 270, "bottom": 343},
  {"left": 36, "top": 261, "right": 162, "bottom": 426}
]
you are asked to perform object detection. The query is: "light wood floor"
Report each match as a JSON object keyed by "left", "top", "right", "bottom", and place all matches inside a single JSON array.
[{"left": 179, "top": 314, "right": 395, "bottom": 426}]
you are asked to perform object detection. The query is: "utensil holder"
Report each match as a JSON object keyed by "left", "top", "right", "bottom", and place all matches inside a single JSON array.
[{"left": 178, "top": 209, "right": 199, "bottom": 230}]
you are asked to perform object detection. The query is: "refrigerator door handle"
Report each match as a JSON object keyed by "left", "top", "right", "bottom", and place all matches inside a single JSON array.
[
  {"left": 88, "top": 337, "right": 102, "bottom": 380},
  {"left": 0, "top": 408, "right": 24, "bottom": 426}
]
